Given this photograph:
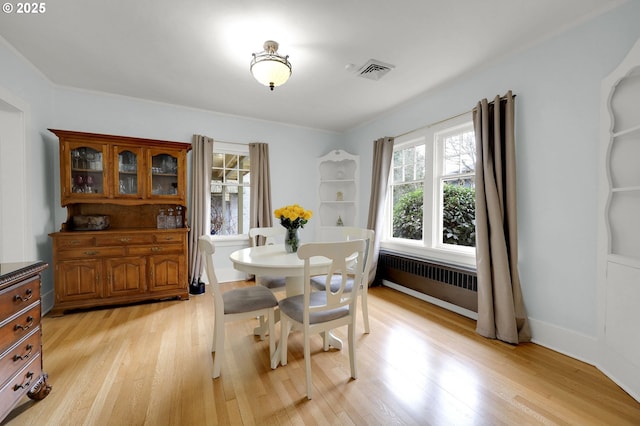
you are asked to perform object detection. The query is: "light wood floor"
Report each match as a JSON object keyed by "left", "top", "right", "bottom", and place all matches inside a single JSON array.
[{"left": 3, "top": 282, "right": 639, "bottom": 425}]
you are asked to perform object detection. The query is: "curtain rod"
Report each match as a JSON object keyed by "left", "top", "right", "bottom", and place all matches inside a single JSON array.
[
  {"left": 393, "top": 93, "right": 516, "bottom": 139},
  {"left": 214, "top": 139, "right": 249, "bottom": 146}
]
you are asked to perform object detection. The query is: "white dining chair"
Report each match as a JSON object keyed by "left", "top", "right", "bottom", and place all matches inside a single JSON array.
[
  {"left": 248, "top": 227, "right": 287, "bottom": 292},
  {"left": 310, "top": 227, "right": 375, "bottom": 334},
  {"left": 278, "top": 239, "right": 366, "bottom": 400},
  {"left": 198, "top": 235, "right": 279, "bottom": 379}
]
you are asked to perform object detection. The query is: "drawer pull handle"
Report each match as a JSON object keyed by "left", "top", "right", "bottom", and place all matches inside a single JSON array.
[
  {"left": 14, "top": 316, "right": 34, "bottom": 331},
  {"left": 84, "top": 251, "right": 98, "bottom": 256},
  {"left": 14, "top": 288, "right": 33, "bottom": 303},
  {"left": 151, "top": 247, "right": 162, "bottom": 252},
  {"left": 13, "top": 371, "right": 34, "bottom": 391},
  {"left": 163, "top": 237, "right": 174, "bottom": 241},
  {"left": 70, "top": 240, "right": 81, "bottom": 245},
  {"left": 13, "top": 344, "right": 33, "bottom": 361},
  {"left": 120, "top": 237, "right": 132, "bottom": 243}
]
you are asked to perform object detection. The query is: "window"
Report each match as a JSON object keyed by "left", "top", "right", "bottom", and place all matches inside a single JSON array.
[
  {"left": 210, "top": 144, "right": 250, "bottom": 236},
  {"left": 384, "top": 114, "right": 476, "bottom": 265}
]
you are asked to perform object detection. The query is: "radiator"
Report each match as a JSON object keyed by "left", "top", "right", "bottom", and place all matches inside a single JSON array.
[{"left": 375, "top": 250, "right": 478, "bottom": 312}]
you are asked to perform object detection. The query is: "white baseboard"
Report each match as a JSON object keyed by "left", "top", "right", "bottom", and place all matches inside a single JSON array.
[{"left": 527, "top": 317, "right": 597, "bottom": 366}]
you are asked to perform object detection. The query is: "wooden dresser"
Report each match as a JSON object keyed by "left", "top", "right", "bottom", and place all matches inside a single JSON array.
[
  {"left": 48, "top": 129, "right": 192, "bottom": 315},
  {"left": 0, "top": 261, "right": 51, "bottom": 422}
]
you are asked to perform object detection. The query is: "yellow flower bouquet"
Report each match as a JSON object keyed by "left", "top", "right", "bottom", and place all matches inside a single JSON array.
[
  {"left": 274, "top": 204, "right": 313, "bottom": 252},
  {"left": 274, "top": 204, "right": 313, "bottom": 229}
]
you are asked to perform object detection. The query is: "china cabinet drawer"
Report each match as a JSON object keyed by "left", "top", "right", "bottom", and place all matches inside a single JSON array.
[
  {"left": 128, "top": 244, "right": 183, "bottom": 256},
  {"left": 55, "top": 235, "right": 96, "bottom": 250},
  {"left": 58, "top": 247, "right": 125, "bottom": 259},
  {"left": 0, "top": 304, "right": 41, "bottom": 354},
  {"left": 95, "top": 234, "right": 155, "bottom": 246},
  {"left": 0, "top": 276, "right": 40, "bottom": 320},
  {"left": 154, "top": 233, "right": 186, "bottom": 245},
  {"left": 0, "top": 329, "right": 40, "bottom": 388}
]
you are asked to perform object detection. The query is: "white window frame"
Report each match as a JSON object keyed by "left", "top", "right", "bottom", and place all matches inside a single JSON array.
[
  {"left": 209, "top": 142, "right": 250, "bottom": 241},
  {"left": 381, "top": 113, "right": 476, "bottom": 267}
]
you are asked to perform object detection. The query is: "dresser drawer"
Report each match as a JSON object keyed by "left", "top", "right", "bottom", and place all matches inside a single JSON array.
[
  {"left": 55, "top": 235, "right": 96, "bottom": 250},
  {"left": 0, "top": 304, "right": 41, "bottom": 354},
  {"left": 0, "top": 353, "right": 42, "bottom": 420},
  {"left": 154, "top": 233, "right": 186, "bottom": 245},
  {"left": 57, "top": 247, "right": 125, "bottom": 259},
  {"left": 0, "top": 329, "right": 40, "bottom": 389},
  {"left": 128, "top": 245, "right": 183, "bottom": 256},
  {"left": 0, "top": 277, "right": 40, "bottom": 320},
  {"left": 95, "top": 234, "right": 155, "bottom": 246}
]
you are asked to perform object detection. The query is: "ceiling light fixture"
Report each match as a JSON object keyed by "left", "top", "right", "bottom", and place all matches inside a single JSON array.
[{"left": 250, "top": 40, "right": 292, "bottom": 91}]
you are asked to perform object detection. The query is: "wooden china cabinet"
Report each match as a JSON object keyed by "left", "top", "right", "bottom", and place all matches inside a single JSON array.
[{"left": 48, "top": 129, "right": 192, "bottom": 315}]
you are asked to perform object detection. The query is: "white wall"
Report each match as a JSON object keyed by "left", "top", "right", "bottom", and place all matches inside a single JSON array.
[
  {"left": 344, "top": 1, "right": 640, "bottom": 363},
  {"left": 0, "top": 38, "right": 55, "bottom": 308}
]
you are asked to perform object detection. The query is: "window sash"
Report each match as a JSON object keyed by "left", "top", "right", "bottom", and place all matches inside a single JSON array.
[{"left": 383, "top": 114, "right": 475, "bottom": 265}]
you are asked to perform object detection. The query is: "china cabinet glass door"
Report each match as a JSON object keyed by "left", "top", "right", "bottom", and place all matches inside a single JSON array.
[
  {"left": 148, "top": 148, "right": 184, "bottom": 199},
  {"left": 115, "top": 147, "right": 143, "bottom": 198},
  {"left": 69, "top": 144, "right": 106, "bottom": 197}
]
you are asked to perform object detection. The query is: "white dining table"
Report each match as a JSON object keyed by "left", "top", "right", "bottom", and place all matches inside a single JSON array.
[{"left": 229, "top": 243, "right": 343, "bottom": 368}]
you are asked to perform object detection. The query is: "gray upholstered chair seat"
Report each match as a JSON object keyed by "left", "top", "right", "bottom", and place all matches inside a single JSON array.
[
  {"left": 260, "top": 276, "right": 286, "bottom": 290},
  {"left": 279, "top": 292, "right": 349, "bottom": 324},
  {"left": 310, "top": 274, "right": 355, "bottom": 293},
  {"left": 223, "top": 286, "right": 278, "bottom": 314}
]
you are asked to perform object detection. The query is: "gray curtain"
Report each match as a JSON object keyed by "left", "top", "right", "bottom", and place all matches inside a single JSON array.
[
  {"left": 249, "top": 143, "right": 273, "bottom": 245},
  {"left": 188, "top": 134, "right": 213, "bottom": 285},
  {"left": 473, "top": 91, "right": 531, "bottom": 344},
  {"left": 366, "top": 137, "right": 394, "bottom": 285}
]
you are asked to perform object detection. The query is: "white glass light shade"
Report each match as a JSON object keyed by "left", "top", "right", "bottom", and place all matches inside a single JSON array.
[{"left": 250, "top": 41, "right": 292, "bottom": 91}]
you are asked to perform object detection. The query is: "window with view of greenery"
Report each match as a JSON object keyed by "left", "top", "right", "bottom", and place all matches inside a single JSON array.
[
  {"left": 392, "top": 144, "right": 425, "bottom": 240},
  {"left": 387, "top": 117, "right": 476, "bottom": 259},
  {"left": 210, "top": 150, "right": 250, "bottom": 235}
]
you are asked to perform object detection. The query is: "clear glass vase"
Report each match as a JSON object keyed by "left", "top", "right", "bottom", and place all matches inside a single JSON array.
[{"left": 284, "top": 228, "right": 300, "bottom": 253}]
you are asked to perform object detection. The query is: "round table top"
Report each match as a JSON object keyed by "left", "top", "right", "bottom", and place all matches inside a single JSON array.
[{"left": 229, "top": 244, "right": 332, "bottom": 277}]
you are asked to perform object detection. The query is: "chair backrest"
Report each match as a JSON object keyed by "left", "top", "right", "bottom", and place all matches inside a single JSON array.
[
  {"left": 342, "top": 227, "right": 375, "bottom": 278},
  {"left": 298, "top": 239, "right": 366, "bottom": 321},
  {"left": 198, "top": 235, "right": 223, "bottom": 312},
  {"left": 248, "top": 227, "right": 286, "bottom": 247}
]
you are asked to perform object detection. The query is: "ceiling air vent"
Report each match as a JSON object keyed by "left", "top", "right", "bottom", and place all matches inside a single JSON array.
[{"left": 357, "top": 59, "right": 395, "bottom": 81}]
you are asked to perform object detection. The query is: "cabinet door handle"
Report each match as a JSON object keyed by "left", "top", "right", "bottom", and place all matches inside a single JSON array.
[
  {"left": 14, "top": 316, "right": 34, "bottom": 331},
  {"left": 84, "top": 251, "right": 98, "bottom": 256},
  {"left": 14, "top": 288, "right": 33, "bottom": 303},
  {"left": 13, "top": 344, "right": 33, "bottom": 361},
  {"left": 13, "top": 371, "right": 34, "bottom": 391}
]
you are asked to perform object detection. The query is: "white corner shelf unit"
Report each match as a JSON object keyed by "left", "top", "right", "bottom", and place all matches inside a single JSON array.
[
  {"left": 597, "top": 37, "right": 640, "bottom": 401},
  {"left": 317, "top": 150, "right": 359, "bottom": 241}
]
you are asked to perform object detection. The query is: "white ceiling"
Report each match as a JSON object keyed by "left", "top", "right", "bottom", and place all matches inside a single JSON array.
[{"left": 0, "top": 0, "right": 623, "bottom": 132}]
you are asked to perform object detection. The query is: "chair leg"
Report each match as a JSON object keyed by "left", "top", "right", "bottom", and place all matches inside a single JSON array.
[
  {"left": 212, "top": 321, "right": 224, "bottom": 379},
  {"left": 361, "top": 290, "right": 370, "bottom": 334},
  {"left": 321, "top": 331, "right": 330, "bottom": 351},
  {"left": 348, "top": 322, "right": 357, "bottom": 379},
  {"left": 257, "top": 315, "right": 267, "bottom": 341},
  {"left": 280, "top": 316, "right": 290, "bottom": 366},
  {"left": 268, "top": 309, "right": 275, "bottom": 367},
  {"left": 304, "top": 329, "right": 313, "bottom": 400}
]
